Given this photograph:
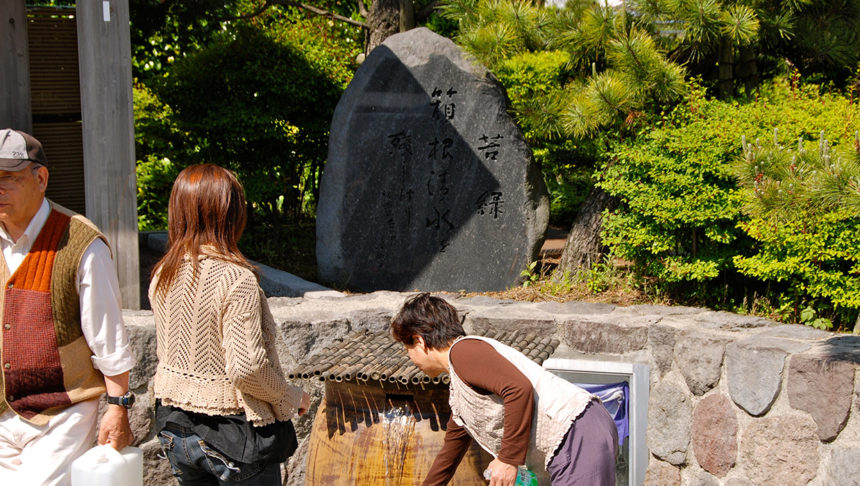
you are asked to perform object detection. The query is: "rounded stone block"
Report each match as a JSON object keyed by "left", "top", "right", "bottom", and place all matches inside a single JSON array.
[
  {"left": 644, "top": 457, "right": 681, "bottom": 486},
  {"left": 675, "top": 332, "right": 728, "bottom": 396},
  {"left": 692, "top": 394, "right": 738, "bottom": 477},
  {"left": 466, "top": 306, "right": 557, "bottom": 335},
  {"left": 534, "top": 301, "right": 615, "bottom": 315},
  {"left": 647, "top": 374, "right": 692, "bottom": 465},
  {"left": 692, "top": 310, "right": 773, "bottom": 330},
  {"left": 317, "top": 27, "right": 548, "bottom": 292},
  {"left": 562, "top": 318, "right": 649, "bottom": 354},
  {"left": 126, "top": 319, "right": 158, "bottom": 390},
  {"left": 725, "top": 478, "right": 754, "bottom": 486},
  {"left": 647, "top": 324, "right": 677, "bottom": 377},
  {"left": 787, "top": 354, "right": 855, "bottom": 441},
  {"left": 725, "top": 338, "right": 805, "bottom": 416},
  {"left": 740, "top": 415, "right": 819, "bottom": 486},
  {"left": 826, "top": 447, "right": 860, "bottom": 486},
  {"left": 689, "top": 470, "right": 719, "bottom": 486},
  {"left": 141, "top": 438, "right": 174, "bottom": 486}
]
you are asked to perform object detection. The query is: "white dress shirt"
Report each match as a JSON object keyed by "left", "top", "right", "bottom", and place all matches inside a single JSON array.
[{"left": 0, "top": 199, "right": 134, "bottom": 376}]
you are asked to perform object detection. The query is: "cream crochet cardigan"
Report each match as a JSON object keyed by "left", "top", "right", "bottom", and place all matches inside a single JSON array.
[{"left": 150, "top": 254, "right": 303, "bottom": 426}]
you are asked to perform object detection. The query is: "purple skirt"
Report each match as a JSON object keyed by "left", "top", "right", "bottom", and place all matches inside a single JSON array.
[{"left": 547, "top": 400, "right": 619, "bottom": 485}]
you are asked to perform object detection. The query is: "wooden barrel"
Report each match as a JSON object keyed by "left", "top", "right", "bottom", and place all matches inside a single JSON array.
[{"left": 306, "top": 380, "right": 491, "bottom": 485}]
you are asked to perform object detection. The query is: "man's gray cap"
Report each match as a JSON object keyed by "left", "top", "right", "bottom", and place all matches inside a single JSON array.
[{"left": 0, "top": 129, "right": 47, "bottom": 170}]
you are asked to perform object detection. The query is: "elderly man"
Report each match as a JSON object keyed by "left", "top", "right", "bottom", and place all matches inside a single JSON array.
[
  {"left": 391, "top": 293, "right": 618, "bottom": 486},
  {"left": 0, "top": 129, "right": 135, "bottom": 485}
]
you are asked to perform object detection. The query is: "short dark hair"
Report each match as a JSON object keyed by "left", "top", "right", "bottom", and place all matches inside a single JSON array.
[{"left": 391, "top": 293, "right": 465, "bottom": 349}]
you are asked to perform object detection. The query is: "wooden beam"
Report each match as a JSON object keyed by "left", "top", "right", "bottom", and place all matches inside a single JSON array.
[
  {"left": 76, "top": 0, "right": 140, "bottom": 309},
  {"left": 0, "top": 0, "right": 32, "bottom": 130}
]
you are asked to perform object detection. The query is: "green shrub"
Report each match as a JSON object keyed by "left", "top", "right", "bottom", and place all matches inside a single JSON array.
[
  {"left": 494, "top": 50, "right": 604, "bottom": 226},
  {"left": 136, "top": 155, "right": 181, "bottom": 231},
  {"left": 134, "top": 84, "right": 184, "bottom": 230},
  {"left": 732, "top": 133, "right": 860, "bottom": 329},
  {"left": 134, "top": 13, "right": 358, "bottom": 275},
  {"left": 597, "top": 77, "right": 860, "bottom": 311},
  {"left": 154, "top": 23, "right": 343, "bottom": 216},
  {"left": 135, "top": 16, "right": 357, "bottom": 227}
]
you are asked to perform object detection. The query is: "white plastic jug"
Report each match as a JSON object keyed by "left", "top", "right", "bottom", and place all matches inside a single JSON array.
[{"left": 70, "top": 444, "right": 143, "bottom": 486}]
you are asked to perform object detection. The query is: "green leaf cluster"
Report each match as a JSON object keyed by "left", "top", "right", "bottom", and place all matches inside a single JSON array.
[
  {"left": 133, "top": 85, "right": 182, "bottom": 231},
  {"left": 731, "top": 131, "right": 860, "bottom": 327},
  {"left": 134, "top": 7, "right": 360, "bottom": 248},
  {"left": 493, "top": 50, "right": 599, "bottom": 225},
  {"left": 439, "top": 0, "right": 687, "bottom": 137},
  {"left": 632, "top": 0, "right": 860, "bottom": 88},
  {"left": 438, "top": 0, "right": 687, "bottom": 224},
  {"left": 597, "top": 77, "right": 860, "bottom": 328}
]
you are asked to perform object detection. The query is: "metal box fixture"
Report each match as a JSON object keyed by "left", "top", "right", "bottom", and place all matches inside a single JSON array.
[{"left": 543, "top": 358, "right": 650, "bottom": 486}]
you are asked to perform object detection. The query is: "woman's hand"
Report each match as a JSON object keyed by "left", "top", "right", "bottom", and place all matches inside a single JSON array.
[
  {"left": 297, "top": 391, "right": 311, "bottom": 416},
  {"left": 484, "top": 459, "right": 517, "bottom": 486}
]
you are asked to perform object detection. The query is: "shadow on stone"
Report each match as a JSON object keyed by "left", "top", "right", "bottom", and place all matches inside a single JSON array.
[
  {"left": 822, "top": 335, "right": 860, "bottom": 364},
  {"left": 339, "top": 48, "right": 499, "bottom": 289},
  {"left": 317, "top": 28, "right": 548, "bottom": 293}
]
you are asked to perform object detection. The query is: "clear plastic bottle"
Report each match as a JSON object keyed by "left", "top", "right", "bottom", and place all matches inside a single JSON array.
[
  {"left": 482, "top": 465, "right": 538, "bottom": 485},
  {"left": 515, "top": 466, "right": 538, "bottom": 486}
]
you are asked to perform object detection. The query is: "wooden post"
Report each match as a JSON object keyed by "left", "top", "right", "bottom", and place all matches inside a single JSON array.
[
  {"left": 76, "top": 0, "right": 139, "bottom": 309},
  {"left": 0, "top": 0, "right": 32, "bottom": 131}
]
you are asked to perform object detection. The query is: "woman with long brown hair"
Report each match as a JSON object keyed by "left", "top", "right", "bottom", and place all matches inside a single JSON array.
[{"left": 150, "top": 164, "right": 309, "bottom": 485}]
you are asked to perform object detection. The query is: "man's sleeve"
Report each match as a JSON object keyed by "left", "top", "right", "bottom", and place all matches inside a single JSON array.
[
  {"left": 449, "top": 339, "right": 534, "bottom": 466},
  {"left": 422, "top": 416, "right": 473, "bottom": 486},
  {"left": 77, "top": 238, "right": 134, "bottom": 376}
]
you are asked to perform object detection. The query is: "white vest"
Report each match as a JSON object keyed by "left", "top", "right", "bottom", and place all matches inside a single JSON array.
[{"left": 447, "top": 336, "right": 595, "bottom": 468}]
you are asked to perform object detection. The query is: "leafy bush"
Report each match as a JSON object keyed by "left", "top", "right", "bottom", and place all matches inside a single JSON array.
[
  {"left": 494, "top": 50, "right": 570, "bottom": 138},
  {"left": 134, "top": 12, "right": 359, "bottom": 274},
  {"left": 732, "top": 133, "right": 860, "bottom": 329},
  {"left": 134, "top": 84, "right": 184, "bottom": 231},
  {"left": 598, "top": 77, "right": 860, "bottom": 319},
  {"left": 154, "top": 23, "right": 343, "bottom": 215},
  {"left": 494, "top": 51, "right": 598, "bottom": 225},
  {"left": 135, "top": 16, "right": 357, "bottom": 223}
]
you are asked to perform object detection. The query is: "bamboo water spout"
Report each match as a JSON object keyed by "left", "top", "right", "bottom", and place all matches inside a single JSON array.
[{"left": 295, "top": 329, "right": 562, "bottom": 485}]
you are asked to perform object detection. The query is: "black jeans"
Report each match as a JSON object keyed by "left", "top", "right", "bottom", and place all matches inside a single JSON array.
[{"left": 158, "top": 424, "right": 282, "bottom": 486}]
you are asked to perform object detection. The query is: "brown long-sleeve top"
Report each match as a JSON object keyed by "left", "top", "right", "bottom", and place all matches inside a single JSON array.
[{"left": 422, "top": 339, "right": 535, "bottom": 486}]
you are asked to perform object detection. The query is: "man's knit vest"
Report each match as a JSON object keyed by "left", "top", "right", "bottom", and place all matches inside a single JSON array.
[
  {"left": 0, "top": 202, "right": 108, "bottom": 425},
  {"left": 447, "top": 336, "right": 596, "bottom": 470}
]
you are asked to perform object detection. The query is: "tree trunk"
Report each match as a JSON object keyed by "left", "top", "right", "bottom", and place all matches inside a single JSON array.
[
  {"left": 366, "top": 0, "right": 413, "bottom": 53},
  {"left": 718, "top": 38, "right": 734, "bottom": 99},
  {"left": 399, "top": 0, "right": 415, "bottom": 31},
  {"left": 738, "top": 45, "right": 758, "bottom": 97},
  {"left": 558, "top": 188, "right": 618, "bottom": 273},
  {"left": 854, "top": 313, "right": 859, "bottom": 335}
]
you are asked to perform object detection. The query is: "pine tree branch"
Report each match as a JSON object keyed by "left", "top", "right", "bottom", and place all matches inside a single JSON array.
[
  {"left": 619, "top": 31, "right": 647, "bottom": 81},
  {"left": 591, "top": 75, "right": 627, "bottom": 117},
  {"left": 356, "top": 0, "right": 369, "bottom": 19},
  {"left": 212, "top": 0, "right": 274, "bottom": 21},
  {"left": 278, "top": 0, "right": 369, "bottom": 28},
  {"left": 210, "top": 0, "right": 369, "bottom": 28},
  {"left": 596, "top": 86, "right": 627, "bottom": 116}
]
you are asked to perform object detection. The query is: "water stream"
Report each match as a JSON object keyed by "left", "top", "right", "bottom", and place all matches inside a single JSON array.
[{"left": 381, "top": 403, "right": 416, "bottom": 485}]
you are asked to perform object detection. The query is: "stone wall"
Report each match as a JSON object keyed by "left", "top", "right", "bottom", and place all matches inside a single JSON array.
[{"left": 124, "top": 292, "right": 859, "bottom": 486}]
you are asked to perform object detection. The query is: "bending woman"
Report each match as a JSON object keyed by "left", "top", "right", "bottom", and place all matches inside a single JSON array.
[{"left": 150, "top": 164, "right": 310, "bottom": 485}]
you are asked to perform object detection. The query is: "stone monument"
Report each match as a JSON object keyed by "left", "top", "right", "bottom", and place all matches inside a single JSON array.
[{"left": 317, "top": 27, "right": 549, "bottom": 292}]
